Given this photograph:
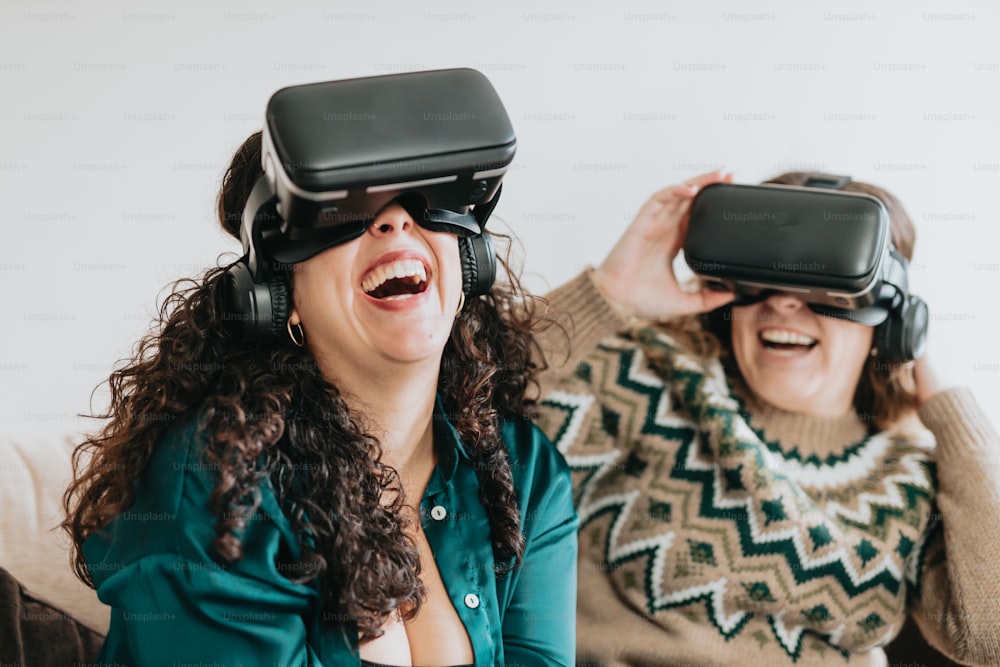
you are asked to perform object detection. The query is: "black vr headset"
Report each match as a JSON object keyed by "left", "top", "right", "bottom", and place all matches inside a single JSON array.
[
  {"left": 225, "top": 68, "right": 516, "bottom": 338},
  {"left": 684, "top": 175, "right": 928, "bottom": 363}
]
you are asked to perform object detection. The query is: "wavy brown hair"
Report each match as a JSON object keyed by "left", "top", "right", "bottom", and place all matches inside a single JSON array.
[
  {"left": 63, "top": 131, "right": 545, "bottom": 641},
  {"left": 650, "top": 171, "right": 919, "bottom": 430}
]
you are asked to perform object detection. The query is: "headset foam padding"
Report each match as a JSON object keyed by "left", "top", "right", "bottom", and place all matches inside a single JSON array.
[
  {"left": 266, "top": 275, "right": 291, "bottom": 337},
  {"left": 459, "top": 233, "right": 496, "bottom": 296}
]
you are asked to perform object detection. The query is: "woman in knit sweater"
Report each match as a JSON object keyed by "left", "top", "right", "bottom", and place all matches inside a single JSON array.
[{"left": 536, "top": 170, "right": 1000, "bottom": 666}]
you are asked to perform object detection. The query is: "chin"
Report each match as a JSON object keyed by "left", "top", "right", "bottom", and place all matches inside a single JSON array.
[
  {"left": 376, "top": 328, "right": 452, "bottom": 365},
  {"left": 754, "top": 388, "right": 811, "bottom": 414},
  {"left": 745, "top": 373, "right": 823, "bottom": 413},
  {"left": 750, "top": 376, "right": 856, "bottom": 418}
]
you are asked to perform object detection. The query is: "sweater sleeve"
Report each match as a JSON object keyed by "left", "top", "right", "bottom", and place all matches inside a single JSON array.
[
  {"left": 535, "top": 268, "right": 631, "bottom": 377},
  {"left": 534, "top": 270, "right": 639, "bottom": 477},
  {"left": 908, "top": 388, "right": 1000, "bottom": 665}
]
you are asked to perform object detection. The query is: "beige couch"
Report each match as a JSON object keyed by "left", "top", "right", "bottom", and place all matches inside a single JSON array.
[{"left": 1, "top": 434, "right": 110, "bottom": 635}]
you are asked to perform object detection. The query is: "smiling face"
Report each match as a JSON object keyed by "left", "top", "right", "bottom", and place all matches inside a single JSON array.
[
  {"left": 729, "top": 293, "right": 874, "bottom": 418},
  {"left": 288, "top": 202, "right": 463, "bottom": 381}
]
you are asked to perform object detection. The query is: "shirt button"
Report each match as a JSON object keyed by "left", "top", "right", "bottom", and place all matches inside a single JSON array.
[
  {"left": 464, "top": 593, "right": 480, "bottom": 609},
  {"left": 430, "top": 505, "right": 447, "bottom": 521}
]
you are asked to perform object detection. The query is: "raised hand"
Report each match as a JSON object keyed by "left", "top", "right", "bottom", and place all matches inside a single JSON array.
[{"left": 591, "top": 170, "right": 736, "bottom": 322}]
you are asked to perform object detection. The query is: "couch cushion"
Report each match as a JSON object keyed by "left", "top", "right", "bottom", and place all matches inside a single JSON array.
[{"left": 0, "top": 434, "right": 110, "bottom": 633}]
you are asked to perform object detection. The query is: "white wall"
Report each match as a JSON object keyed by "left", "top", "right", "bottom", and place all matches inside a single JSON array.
[{"left": 3, "top": 0, "right": 999, "bottom": 439}]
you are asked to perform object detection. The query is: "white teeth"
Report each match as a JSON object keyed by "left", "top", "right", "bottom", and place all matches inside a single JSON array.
[
  {"left": 361, "top": 259, "right": 427, "bottom": 294},
  {"left": 759, "top": 329, "right": 817, "bottom": 346}
]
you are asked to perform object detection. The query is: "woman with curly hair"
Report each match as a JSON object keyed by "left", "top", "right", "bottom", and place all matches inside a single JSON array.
[
  {"left": 62, "top": 130, "right": 577, "bottom": 666},
  {"left": 536, "top": 171, "right": 1000, "bottom": 665}
]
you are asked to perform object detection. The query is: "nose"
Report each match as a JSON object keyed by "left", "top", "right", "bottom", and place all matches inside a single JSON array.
[
  {"left": 764, "top": 292, "right": 807, "bottom": 313},
  {"left": 368, "top": 204, "right": 415, "bottom": 237}
]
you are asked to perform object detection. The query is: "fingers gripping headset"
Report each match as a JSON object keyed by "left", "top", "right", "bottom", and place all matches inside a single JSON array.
[
  {"left": 685, "top": 174, "right": 929, "bottom": 363},
  {"left": 224, "top": 68, "right": 516, "bottom": 339}
]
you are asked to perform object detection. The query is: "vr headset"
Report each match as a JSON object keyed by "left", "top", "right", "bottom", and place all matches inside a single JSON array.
[
  {"left": 226, "top": 68, "right": 516, "bottom": 338},
  {"left": 684, "top": 175, "right": 928, "bottom": 362}
]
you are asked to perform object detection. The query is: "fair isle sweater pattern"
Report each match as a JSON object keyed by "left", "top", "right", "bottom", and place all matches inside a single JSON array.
[{"left": 538, "top": 328, "right": 937, "bottom": 662}]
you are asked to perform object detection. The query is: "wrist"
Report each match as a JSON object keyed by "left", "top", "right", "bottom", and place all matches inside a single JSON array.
[{"left": 589, "top": 267, "right": 636, "bottom": 321}]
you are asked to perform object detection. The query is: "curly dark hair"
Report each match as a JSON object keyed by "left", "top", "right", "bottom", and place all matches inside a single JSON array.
[{"left": 63, "top": 131, "right": 547, "bottom": 641}]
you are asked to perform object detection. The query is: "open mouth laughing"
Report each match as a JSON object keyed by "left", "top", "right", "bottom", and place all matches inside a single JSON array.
[
  {"left": 361, "top": 255, "right": 430, "bottom": 301},
  {"left": 758, "top": 328, "right": 818, "bottom": 355}
]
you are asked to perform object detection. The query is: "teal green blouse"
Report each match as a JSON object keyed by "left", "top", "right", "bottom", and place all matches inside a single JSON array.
[{"left": 84, "top": 405, "right": 577, "bottom": 666}]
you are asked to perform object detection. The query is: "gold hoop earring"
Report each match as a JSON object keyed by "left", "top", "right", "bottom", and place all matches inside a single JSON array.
[
  {"left": 287, "top": 319, "right": 305, "bottom": 347},
  {"left": 455, "top": 291, "right": 466, "bottom": 316}
]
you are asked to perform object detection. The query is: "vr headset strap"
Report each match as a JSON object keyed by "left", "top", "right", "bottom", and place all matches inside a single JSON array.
[
  {"left": 422, "top": 208, "right": 481, "bottom": 236},
  {"left": 803, "top": 174, "right": 852, "bottom": 189},
  {"left": 473, "top": 183, "right": 502, "bottom": 228},
  {"left": 881, "top": 248, "right": 911, "bottom": 306},
  {"left": 422, "top": 184, "right": 503, "bottom": 235},
  {"left": 242, "top": 175, "right": 281, "bottom": 282}
]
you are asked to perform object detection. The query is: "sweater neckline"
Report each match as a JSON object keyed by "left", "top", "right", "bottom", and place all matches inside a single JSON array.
[
  {"left": 630, "top": 325, "right": 876, "bottom": 465},
  {"left": 729, "top": 382, "right": 875, "bottom": 466}
]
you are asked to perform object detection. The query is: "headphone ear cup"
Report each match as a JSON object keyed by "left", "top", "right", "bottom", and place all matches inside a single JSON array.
[
  {"left": 224, "top": 262, "right": 290, "bottom": 338},
  {"left": 875, "top": 296, "right": 928, "bottom": 364},
  {"left": 895, "top": 296, "right": 928, "bottom": 362},
  {"left": 873, "top": 320, "right": 897, "bottom": 365},
  {"left": 908, "top": 297, "right": 929, "bottom": 360},
  {"left": 458, "top": 233, "right": 496, "bottom": 296}
]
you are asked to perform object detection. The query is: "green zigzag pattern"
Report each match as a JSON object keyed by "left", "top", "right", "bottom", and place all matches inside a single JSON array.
[
  {"left": 540, "top": 389, "right": 611, "bottom": 508},
  {"left": 766, "top": 616, "right": 850, "bottom": 662},
  {"left": 622, "top": 343, "right": 931, "bottom": 597},
  {"left": 544, "top": 341, "right": 936, "bottom": 650},
  {"left": 732, "top": 390, "right": 878, "bottom": 468}
]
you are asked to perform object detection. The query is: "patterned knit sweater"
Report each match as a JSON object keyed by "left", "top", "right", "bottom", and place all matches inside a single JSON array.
[{"left": 535, "top": 271, "right": 1000, "bottom": 666}]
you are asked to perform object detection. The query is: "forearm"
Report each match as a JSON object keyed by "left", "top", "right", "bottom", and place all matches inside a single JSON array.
[
  {"left": 536, "top": 269, "right": 630, "bottom": 378},
  {"left": 912, "top": 388, "right": 1000, "bottom": 664}
]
